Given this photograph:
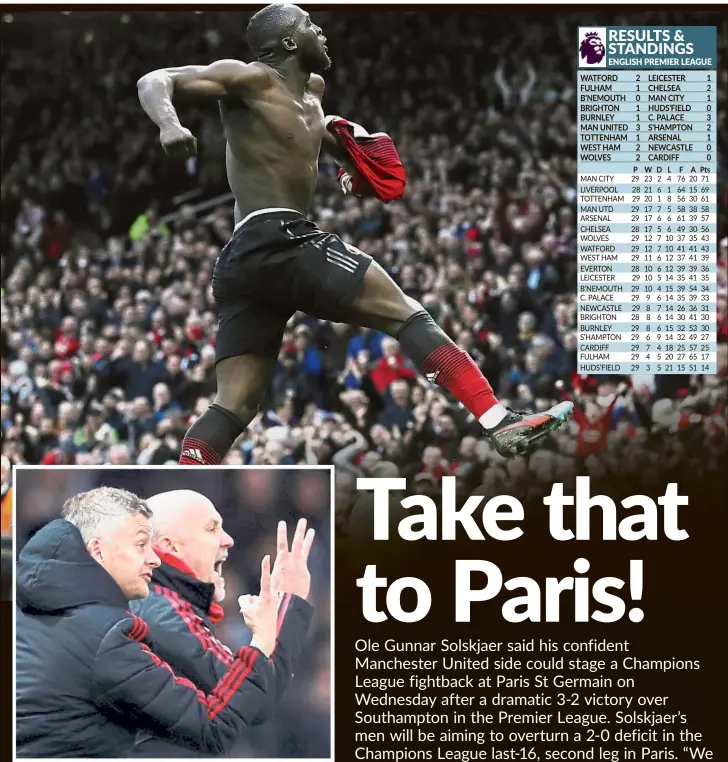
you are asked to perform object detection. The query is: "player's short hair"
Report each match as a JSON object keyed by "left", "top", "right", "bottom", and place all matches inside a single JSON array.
[
  {"left": 246, "top": 3, "right": 303, "bottom": 59},
  {"left": 62, "top": 487, "right": 151, "bottom": 543}
]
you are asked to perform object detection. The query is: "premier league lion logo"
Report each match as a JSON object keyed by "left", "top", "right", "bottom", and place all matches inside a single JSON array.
[{"left": 580, "top": 32, "right": 605, "bottom": 65}]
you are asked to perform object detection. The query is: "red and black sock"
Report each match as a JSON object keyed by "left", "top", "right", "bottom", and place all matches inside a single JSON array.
[
  {"left": 396, "top": 311, "right": 500, "bottom": 418},
  {"left": 178, "top": 404, "right": 247, "bottom": 465}
]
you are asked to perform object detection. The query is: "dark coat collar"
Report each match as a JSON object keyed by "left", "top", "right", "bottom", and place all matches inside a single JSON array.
[{"left": 151, "top": 548, "right": 224, "bottom": 623}]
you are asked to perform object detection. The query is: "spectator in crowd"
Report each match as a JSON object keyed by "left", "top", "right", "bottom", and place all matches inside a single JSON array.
[{"left": 556, "top": 379, "right": 629, "bottom": 459}]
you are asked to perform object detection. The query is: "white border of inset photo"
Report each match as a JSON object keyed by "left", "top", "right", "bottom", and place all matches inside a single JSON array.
[{"left": 11, "top": 464, "right": 335, "bottom": 762}]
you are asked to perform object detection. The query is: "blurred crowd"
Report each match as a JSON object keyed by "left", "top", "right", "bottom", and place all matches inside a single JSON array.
[
  {"left": 12, "top": 467, "right": 332, "bottom": 757},
  {"left": 2, "top": 10, "right": 727, "bottom": 513}
]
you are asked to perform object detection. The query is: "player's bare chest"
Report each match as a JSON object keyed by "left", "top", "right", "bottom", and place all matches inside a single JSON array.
[
  {"left": 289, "top": 91, "right": 325, "bottom": 137},
  {"left": 226, "top": 89, "right": 325, "bottom": 148}
]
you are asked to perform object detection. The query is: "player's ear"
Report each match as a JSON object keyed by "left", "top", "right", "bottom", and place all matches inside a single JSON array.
[{"left": 282, "top": 36, "right": 297, "bottom": 52}]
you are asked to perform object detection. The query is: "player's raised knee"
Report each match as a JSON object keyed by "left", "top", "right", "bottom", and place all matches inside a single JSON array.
[{"left": 404, "top": 295, "right": 423, "bottom": 313}]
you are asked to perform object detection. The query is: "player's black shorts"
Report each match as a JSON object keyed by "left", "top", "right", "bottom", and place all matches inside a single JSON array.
[{"left": 212, "top": 208, "right": 372, "bottom": 363}]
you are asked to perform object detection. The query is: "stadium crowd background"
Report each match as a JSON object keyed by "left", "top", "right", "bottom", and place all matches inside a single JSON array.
[
  {"left": 2, "top": 9, "right": 727, "bottom": 527},
  {"left": 13, "top": 467, "right": 332, "bottom": 758}
]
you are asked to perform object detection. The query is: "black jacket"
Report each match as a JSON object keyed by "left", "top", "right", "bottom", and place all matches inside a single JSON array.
[
  {"left": 130, "top": 553, "right": 314, "bottom": 757},
  {"left": 15, "top": 520, "right": 275, "bottom": 758}
]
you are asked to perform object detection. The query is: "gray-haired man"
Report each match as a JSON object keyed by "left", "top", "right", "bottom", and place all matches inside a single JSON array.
[{"left": 16, "top": 487, "right": 278, "bottom": 757}]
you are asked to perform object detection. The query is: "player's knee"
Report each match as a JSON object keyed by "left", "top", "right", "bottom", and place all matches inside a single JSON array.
[
  {"left": 212, "top": 394, "right": 260, "bottom": 429},
  {"left": 233, "top": 402, "right": 260, "bottom": 429},
  {"left": 214, "top": 379, "right": 265, "bottom": 415},
  {"left": 214, "top": 356, "right": 274, "bottom": 422},
  {"left": 365, "top": 292, "right": 421, "bottom": 322},
  {"left": 387, "top": 295, "right": 424, "bottom": 330},
  {"left": 354, "top": 293, "right": 425, "bottom": 337},
  {"left": 384, "top": 297, "right": 424, "bottom": 336},
  {"left": 404, "top": 295, "right": 423, "bottom": 314}
]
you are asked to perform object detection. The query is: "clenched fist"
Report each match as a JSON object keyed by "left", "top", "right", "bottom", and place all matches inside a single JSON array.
[{"left": 160, "top": 124, "right": 198, "bottom": 159}]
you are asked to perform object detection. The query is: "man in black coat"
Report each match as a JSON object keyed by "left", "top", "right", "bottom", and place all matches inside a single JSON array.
[
  {"left": 130, "top": 489, "right": 316, "bottom": 757},
  {"left": 15, "top": 487, "right": 279, "bottom": 758}
]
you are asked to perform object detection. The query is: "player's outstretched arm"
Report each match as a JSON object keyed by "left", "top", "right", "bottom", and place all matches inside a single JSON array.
[{"left": 137, "top": 60, "right": 266, "bottom": 158}]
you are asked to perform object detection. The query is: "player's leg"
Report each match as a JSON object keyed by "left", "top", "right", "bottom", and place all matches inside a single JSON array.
[
  {"left": 272, "top": 217, "right": 570, "bottom": 458},
  {"left": 178, "top": 300, "right": 287, "bottom": 466},
  {"left": 178, "top": 355, "right": 277, "bottom": 465},
  {"left": 180, "top": 211, "right": 302, "bottom": 466},
  {"left": 345, "top": 255, "right": 573, "bottom": 458}
]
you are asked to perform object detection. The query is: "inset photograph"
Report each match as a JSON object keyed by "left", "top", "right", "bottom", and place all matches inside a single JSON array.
[
  {"left": 13, "top": 466, "right": 332, "bottom": 759},
  {"left": 2, "top": 456, "right": 11, "bottom": 601}
]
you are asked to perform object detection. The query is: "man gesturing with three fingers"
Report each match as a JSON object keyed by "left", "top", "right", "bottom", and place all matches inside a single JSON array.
[{"left": 130, "top": 489, "right": 316, "bottom": 757}]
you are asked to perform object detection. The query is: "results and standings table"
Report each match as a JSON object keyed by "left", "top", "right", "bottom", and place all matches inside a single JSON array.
[{"left": 577, "top": 27, "right": 718, "bottom": 375}]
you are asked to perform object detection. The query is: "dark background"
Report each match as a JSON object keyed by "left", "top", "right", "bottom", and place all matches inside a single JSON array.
[{"left": 335, "top": 467, "right": 728, "bottom": 760}]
